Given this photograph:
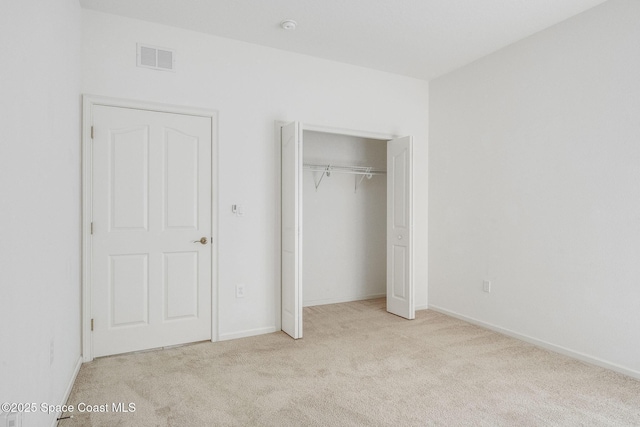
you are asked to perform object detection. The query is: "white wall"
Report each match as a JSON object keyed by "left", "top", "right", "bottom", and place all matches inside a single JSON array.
[
  {"left": 303, "top": 132, "right": 387, "bottom": 306},
  {"left": 0, "top": 0, "right": 82, "bottom": 426},
  {"left": 429, "top": 0, "right": 640, "bottom": 376},
  {"left": 81, "top": 10, "right": 429, "bottom": 339}
]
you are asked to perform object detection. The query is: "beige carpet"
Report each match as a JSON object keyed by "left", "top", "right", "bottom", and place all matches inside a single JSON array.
[{"left": 62, "top": 299, "right": 640, "bottom": 426}]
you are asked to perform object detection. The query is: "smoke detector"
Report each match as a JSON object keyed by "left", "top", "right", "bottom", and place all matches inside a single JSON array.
[{"left": 280, "top": 20, "right": 297, "bottom": 30}]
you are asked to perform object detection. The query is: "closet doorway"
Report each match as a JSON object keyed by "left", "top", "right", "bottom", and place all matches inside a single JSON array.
[{"left": 280, "top": 122, "right": 414, "bottom": 339}]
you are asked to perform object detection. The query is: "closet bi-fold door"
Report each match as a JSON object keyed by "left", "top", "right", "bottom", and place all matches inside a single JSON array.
[
  {"left": 281, "top": 122, "right": 303, "bottom": 339},
  {"left": 387, "top": 136, "right": 414, "bottom": 319}
]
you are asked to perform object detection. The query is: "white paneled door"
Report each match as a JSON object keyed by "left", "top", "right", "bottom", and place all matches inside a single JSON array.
[
  {"left": 281, "top": 122, "right": 303, "bottom": 339},
  {"left": 387, "top": 136, "right": 414, "bottom": 319},
  {"left": 91, "top": 105, "right": 212, "bottom": 357}
]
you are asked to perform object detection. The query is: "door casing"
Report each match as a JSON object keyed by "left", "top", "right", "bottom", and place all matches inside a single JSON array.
[{"left": 82, "top": 95, "right": 219, "bottom": 361}]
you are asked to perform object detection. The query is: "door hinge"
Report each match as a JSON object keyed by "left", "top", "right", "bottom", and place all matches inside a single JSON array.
[
  {"left": 90, "top": 222, "right": 94, "bottom": 235},
  {"left": 90, "top": 126, "right": 94, "bottom": 139},
  {"left": 91, "top": 319, "right": 94, "bottom": 331}
]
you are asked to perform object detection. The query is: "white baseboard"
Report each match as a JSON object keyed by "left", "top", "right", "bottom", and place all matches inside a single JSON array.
[
  {"left": 218, "top": 326, "right": 278, "bottom": 342},
  {"left": 415, "top": 304, "right": 428, "bottom": 311},
  {"left": 51, "top": 356, "right": 83, "bottom": 427},
  {"left": 303, "top": 293, "right": 386, "bottom": 307},
  {"left": 428, "top": 305, "right": 640, "bottom": 380}
]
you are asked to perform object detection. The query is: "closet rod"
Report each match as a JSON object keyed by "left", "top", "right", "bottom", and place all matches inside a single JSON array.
[
  {"left": 304, "top": 163, "right": 386, "bottom": 192},
  {"left": 303, "top": 163, "right": 386, "bottom": 176}
]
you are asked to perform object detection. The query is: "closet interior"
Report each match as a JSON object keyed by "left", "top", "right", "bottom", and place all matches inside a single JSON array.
[{"left": 302, "top": 130, "right": 387, "bottom": 307}]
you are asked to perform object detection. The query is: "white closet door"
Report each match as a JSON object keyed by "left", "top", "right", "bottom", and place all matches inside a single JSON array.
[
  {"left": 281, "top": 122, "right": 303, "bottom": 339},
  {"left": 91, "top": 105, "right": 212, "bottom": 357},
  {"left": 387, "top": 136, "right": 414, "bottom": 319}
]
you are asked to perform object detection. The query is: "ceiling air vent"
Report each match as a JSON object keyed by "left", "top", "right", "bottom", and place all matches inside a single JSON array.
[{"left": 137, "top": 43, "right": 175, "bottom": 72}]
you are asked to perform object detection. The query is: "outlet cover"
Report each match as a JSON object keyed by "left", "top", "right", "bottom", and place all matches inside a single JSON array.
[
  {"left": 236, "top": 284, "right": 245, "bottom": 298},
  {"left": 483, "top": 280, "right": 491, "bottom": 293},
  {"left": 1, "top": 412, "right": 22, "bottom": 427}
]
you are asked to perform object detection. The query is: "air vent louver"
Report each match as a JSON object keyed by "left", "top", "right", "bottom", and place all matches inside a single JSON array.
[{"left": 137, "top": 44, "right": 175, "bottom": 72}]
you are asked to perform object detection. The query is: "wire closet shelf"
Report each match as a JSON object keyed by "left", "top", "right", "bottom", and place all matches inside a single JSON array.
[{"left": 303, "top": 163, "right": 386, "bottom": 192}]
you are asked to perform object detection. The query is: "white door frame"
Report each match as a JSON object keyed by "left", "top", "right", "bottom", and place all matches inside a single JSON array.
[
  {"left": 82, "top": 95, "right": 219, "bottom": 361},
  {"left": 276, "top": 121, "right": 414, "bottom": 331}
]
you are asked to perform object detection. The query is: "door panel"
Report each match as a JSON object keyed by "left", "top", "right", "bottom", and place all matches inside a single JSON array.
[
  {"left": 165, "top": 129, "right": 199, "bottom": 229},
  {"left": 92, "top": 105, "right": 212, "bottom": 357},
  {"left": 387, "top": 136, "right": 414, "bottom": 319},
  {"left": 110, "top": 127, "right": 149, "bottom": 230},
  {"left": 392, "top": 246, "right": 407, "bottom": 299},
  {"left": 164, "top": 252, "right": 199, "bottom": 319},
  {"left": 110, "top": 254, "right": 148, "bottom": 327},
  {"left": 281, "top": 122, "right": 303, "bottom": 339}
]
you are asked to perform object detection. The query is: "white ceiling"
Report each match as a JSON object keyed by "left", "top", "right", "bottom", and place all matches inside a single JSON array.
[{"left": 79, "top": 0, "right": 608, "bottom": 80}]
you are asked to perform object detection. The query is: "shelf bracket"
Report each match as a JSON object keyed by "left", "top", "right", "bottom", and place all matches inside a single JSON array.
[
  {"left": 313, "top": 165, "right": 332, "bottom": 191},
  {"left": 354, "top": 167, "right": 373, "bottom": 193}
]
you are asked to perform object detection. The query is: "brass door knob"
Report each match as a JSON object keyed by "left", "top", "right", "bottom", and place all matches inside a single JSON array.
[{"left": 194, "top": 237, "right": 208, "bottom": 245}]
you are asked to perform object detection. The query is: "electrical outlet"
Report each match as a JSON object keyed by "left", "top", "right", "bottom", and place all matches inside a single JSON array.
[
  {"left": 483, "top": 280, "right": 491, "bottom": 293},
  {"left": 1, "top": 412, "right": 22, "bottom": 427},
  {"left": 236, "top": 284, "right": 245, "bottom": 298}
]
